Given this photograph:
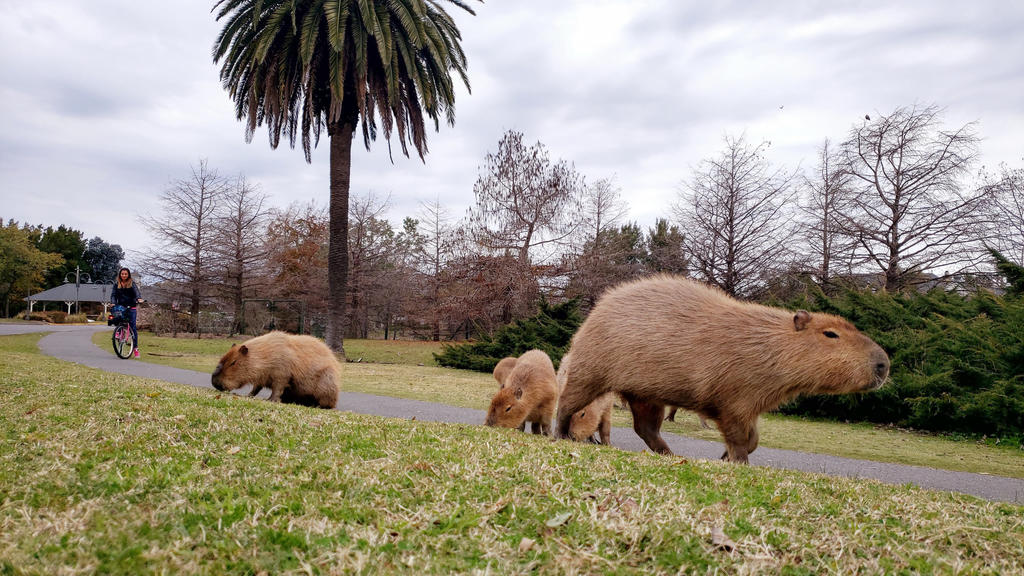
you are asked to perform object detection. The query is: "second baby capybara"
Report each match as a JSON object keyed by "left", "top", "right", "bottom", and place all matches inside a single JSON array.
[
  {"left": 556, "top": 275, "right": 890, "bottom": 463},
  {"left": 485, "top": 349, "right": 558, "bottom": 435},
  {"left": 556, "top": 351, "right": 613, "bottom": 445},
  {"left": 211, "top": 331, "right": 341, "bottom": 409},
  {"left": 492, "top": 356, "right": 518, "bottom": 388}
]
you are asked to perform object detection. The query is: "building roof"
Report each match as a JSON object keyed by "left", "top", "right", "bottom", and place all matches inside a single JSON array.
[{"left": 25, "top": 283, "right": 112, "bottom": 303}]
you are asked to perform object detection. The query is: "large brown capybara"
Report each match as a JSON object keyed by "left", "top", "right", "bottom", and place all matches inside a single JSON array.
[
  {"left": 485, "top": 349, "right": 558, "bottom": 435},
  {"left": 556, "top": 351, "right": 613, "bottom": 445},
  {"left": 555, "top": 275, "right": 890, "bottom": 463},
  {"left": 211, "top": 331, "right": 341, "bottom": 409},
  {"left": 492, "top": 356, "right": 518, "bottom": 388}
]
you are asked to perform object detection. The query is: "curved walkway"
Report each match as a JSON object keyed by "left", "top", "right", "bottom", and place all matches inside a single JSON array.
[{"left": 8, "top": 324, "right": 1022, "bottom": 504}]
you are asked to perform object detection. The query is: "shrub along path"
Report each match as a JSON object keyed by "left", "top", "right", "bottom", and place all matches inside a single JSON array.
[{"left": 18, "top": 324, "right": 1024, "bottom": 504}]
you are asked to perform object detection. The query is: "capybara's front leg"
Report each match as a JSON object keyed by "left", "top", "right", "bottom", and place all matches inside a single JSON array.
[
  {"left": 665, "top": 406, "right": 678, "bottom": 422},
  {"left": 717, "top": 416, "right": 753, "bottom": 464},
  {"left": 598, "top": 413, "right": 611, "bottom": 445},
  {"left": 248, "top": 384, "right": 262, "bottom": 397},
  {"left": 266, "top": 379, "right": 286, "bottom": 403},
  {"left": 627, "top": 398, "right": 672, "bottom": 455},
  {"left": 746, "top": 421, "right": 760, "bottom": 455},
  {"left": 530, "top": 421, "right": 542, "bottom": 435}
]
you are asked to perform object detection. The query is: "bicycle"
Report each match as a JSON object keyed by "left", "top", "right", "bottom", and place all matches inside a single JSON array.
[{"left": 108, "top": 305, "right": 135, "bottom": 359}]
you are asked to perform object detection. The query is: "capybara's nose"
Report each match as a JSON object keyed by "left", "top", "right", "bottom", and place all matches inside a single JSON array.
[
  {"left": 211, "top": 374, "right": 223, "bottom": 391},
  {"left": 875, "top": 362, "right": 888, "bottom": 380},
  {"left": 873, "top": 353, "right": 890, "bottom": 383}
]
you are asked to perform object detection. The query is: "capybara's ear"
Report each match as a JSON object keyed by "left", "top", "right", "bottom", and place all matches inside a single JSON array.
[
  {"left": 239, "top": 345, "right": 249, "bottom": 356},
  {"left": 514, "top": 387, "right": 524, "bottom": 400},
  {"left": 793, "top": 310, "right": 811, "bottom": 331}
]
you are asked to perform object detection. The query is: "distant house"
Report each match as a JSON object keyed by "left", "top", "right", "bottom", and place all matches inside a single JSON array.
[{"left": 24, "top": 283, "right": 113, "bottom": 316}]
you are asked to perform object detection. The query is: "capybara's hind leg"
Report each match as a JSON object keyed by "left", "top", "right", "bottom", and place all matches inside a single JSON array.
[
  {"left": 315, "top": 371, "right": 338, "bottom": 409},
  {"left": 717, "top": 417, "right": 753, "bottom": 464},
  {"left": 627, "top": 398, "right": 672, "bottom": 455}
]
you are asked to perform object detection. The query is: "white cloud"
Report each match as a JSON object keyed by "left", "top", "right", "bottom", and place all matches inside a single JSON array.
[{"left": 1, "top": 0, "right": 1022, "bottom": 259}]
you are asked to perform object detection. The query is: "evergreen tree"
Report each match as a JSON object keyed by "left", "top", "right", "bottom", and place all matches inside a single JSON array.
[
  {"left": 990, "top": 247, "right": 1024, "bottom": 297},
  {"left": 434, "top": 299, "right": 582, "bottom": 372}
]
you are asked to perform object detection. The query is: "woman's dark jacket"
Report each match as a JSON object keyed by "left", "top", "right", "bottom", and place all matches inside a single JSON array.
[{"left": 111, "top": 283, "right": 142, "bottom": 308}]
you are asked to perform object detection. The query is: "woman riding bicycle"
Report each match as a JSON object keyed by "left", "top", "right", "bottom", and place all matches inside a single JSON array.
[{"left": 111, "top": 267, "right": 144, "bottom": 357}]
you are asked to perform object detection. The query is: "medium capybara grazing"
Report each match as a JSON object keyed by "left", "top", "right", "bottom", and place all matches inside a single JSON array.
[
  {"left": 485, "top": 349, "right": 558, "bottom": 435},
  {"left": 556, "top": 275, "right": 890, "bottom": 463},
  {"left": 556, "top": 351, "right": 613, "bottom": 445},
  {"left": 492, "top": 356, "right": 518, "bottom": 388},
  {"left": 211, "top": 331, "right": 341, "bottom": 409}
]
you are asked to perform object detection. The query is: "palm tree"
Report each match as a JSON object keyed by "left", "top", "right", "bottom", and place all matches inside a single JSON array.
[{"left": 213, "top": 0, "right": 477, "bottom": 354}]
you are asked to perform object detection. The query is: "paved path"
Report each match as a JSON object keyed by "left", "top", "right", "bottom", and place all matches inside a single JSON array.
[{"left": 9, "top": 324, "right": 1022, "bottom": 504}]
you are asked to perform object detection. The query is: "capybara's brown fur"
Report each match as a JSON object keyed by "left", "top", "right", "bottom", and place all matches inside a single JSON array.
[
  {"left": 485, "top": 349, "right": 558, "bottom": 435},
  {"left": 211, "top": 331, "right": 341, "bottom": 409},
  {"left": 493, "top": 356, "right": 518, "bottom": 388},
  {"left": 556, "top": 351, "right": 613, "bottom": 444},
  {"left": 556, "top": 275, "right": 890, "bottom": 463}
]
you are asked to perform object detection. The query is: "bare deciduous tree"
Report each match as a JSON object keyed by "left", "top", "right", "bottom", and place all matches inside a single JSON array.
[
  {"left": 839, "top": 105, "right": 990, "bottom": 291},
  {"left": 411, "top": 198, "right": 457, "bottom": 341},
  {"left": 468, "top": 130, "right": 584, "bottom": 320},
  {"left": 674, "top": 135, "right": 797, "bottom": 297},
  {"left": 564, "top": 177, "right": 632, "bottom": 307},
  {"left": 346, "top": 192, "right": 398, "bottom": 338},
  {"left": 210, "top": 175, "right": 270, "bottom": 334},
  {"left": 469, "top": 130, "right": 584, "bottom": 264},
  {"left": 798, "top": 138, "right": 856, "bottom": 288},
  {"left": 264, "top": 201, "right": 330, "bottom": 331},
  {"left": 140, "top": 160, "right": 229, "bottom": 330},
  {"left": 982, "top": 162, "right": 1024, "bottom": 266}
]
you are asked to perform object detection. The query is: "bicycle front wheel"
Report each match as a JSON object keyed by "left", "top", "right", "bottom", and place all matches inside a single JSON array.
[{"left": 112, "top": 325, "right": 134, "bottom": 359}]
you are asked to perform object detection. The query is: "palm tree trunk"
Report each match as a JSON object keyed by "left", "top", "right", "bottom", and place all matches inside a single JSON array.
[{"left": 326, "top": 121, "right": 354, "bottom": 356}]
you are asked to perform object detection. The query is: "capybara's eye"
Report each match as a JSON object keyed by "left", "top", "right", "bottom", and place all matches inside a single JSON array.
[
  {"left": 823, "top": 331, "right": 839, "bottom": 339},
  {"left": 505, "top": 405, "right": 512, "bottom": 412},
  {"left": 229, "top": 360, "right": 237, "bottom": 366}
]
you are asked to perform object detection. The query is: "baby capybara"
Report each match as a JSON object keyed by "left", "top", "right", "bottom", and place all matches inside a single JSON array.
[
  {"left": 211, "top": 331, "right": 341, "bottom": 409},
  {"left": 492, "top": 356, "right": 518, "bottom": 388},
  {"left": 556, "top": 275, "right": 890, "bottom": 463},
  {"left": 556, "top": 351, "right": 613, "bottom": 445},
  {"left": 485, "top": 349, "right": 558, "bottom": 435}
]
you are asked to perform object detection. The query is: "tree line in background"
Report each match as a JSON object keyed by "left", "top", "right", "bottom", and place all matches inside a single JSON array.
[
  {"left": 0, "top": 220, "right": 123, "bottom": 318},
  {"left": 6, "top": 104, "right": 1023, "bottom": 342}
]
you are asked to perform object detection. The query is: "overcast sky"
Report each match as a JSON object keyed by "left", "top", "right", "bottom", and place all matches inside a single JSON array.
[{"left": 2, "top": 1, "right": 1022, "bottom": 267}]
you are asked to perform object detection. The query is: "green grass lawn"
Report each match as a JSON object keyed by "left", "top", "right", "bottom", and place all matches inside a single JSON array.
[
  {"left": 104, "top": 332, "right": 1024, "bottom": 479},
  {"left": 4, "top": 333, "right": 1023, "bottom": 574}
]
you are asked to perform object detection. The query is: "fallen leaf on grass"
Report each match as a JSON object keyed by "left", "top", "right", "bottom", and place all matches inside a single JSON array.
[
  {"left": 518, "top": 537, "right": 536, "bottom": 553},
  {"left": 711, "top": 524, "right": 737, "bottom": 552},
  {"left": 226, "top": 446, "right": 241, "bottom": 455},
  {"left": 146, "top": 392, "right": 161, "bottom": 398},
  {"left": 545, "top": 512, "right": 572, "bottom": 528}
]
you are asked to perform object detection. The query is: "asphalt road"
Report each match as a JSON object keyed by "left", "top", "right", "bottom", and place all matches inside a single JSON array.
[{"left": 6, "top": 323, "right": 1022, "bottom": 504}]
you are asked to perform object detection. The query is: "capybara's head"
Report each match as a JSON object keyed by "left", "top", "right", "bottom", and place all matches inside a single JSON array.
[
  {"left": 568, "top": 405, "right": 601, "bottom": 442},
  {"left": 789, "top": 310, "right": 890, "bottom": 393},
  {"left": 484, "top": 385, "right": 528, "bottom": 428},
  {"left": 493, "top": 357, "right": 517, "bottom": 388},
  {"left": 211, "top": 344, "right": 252, "bottom": 391}
]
